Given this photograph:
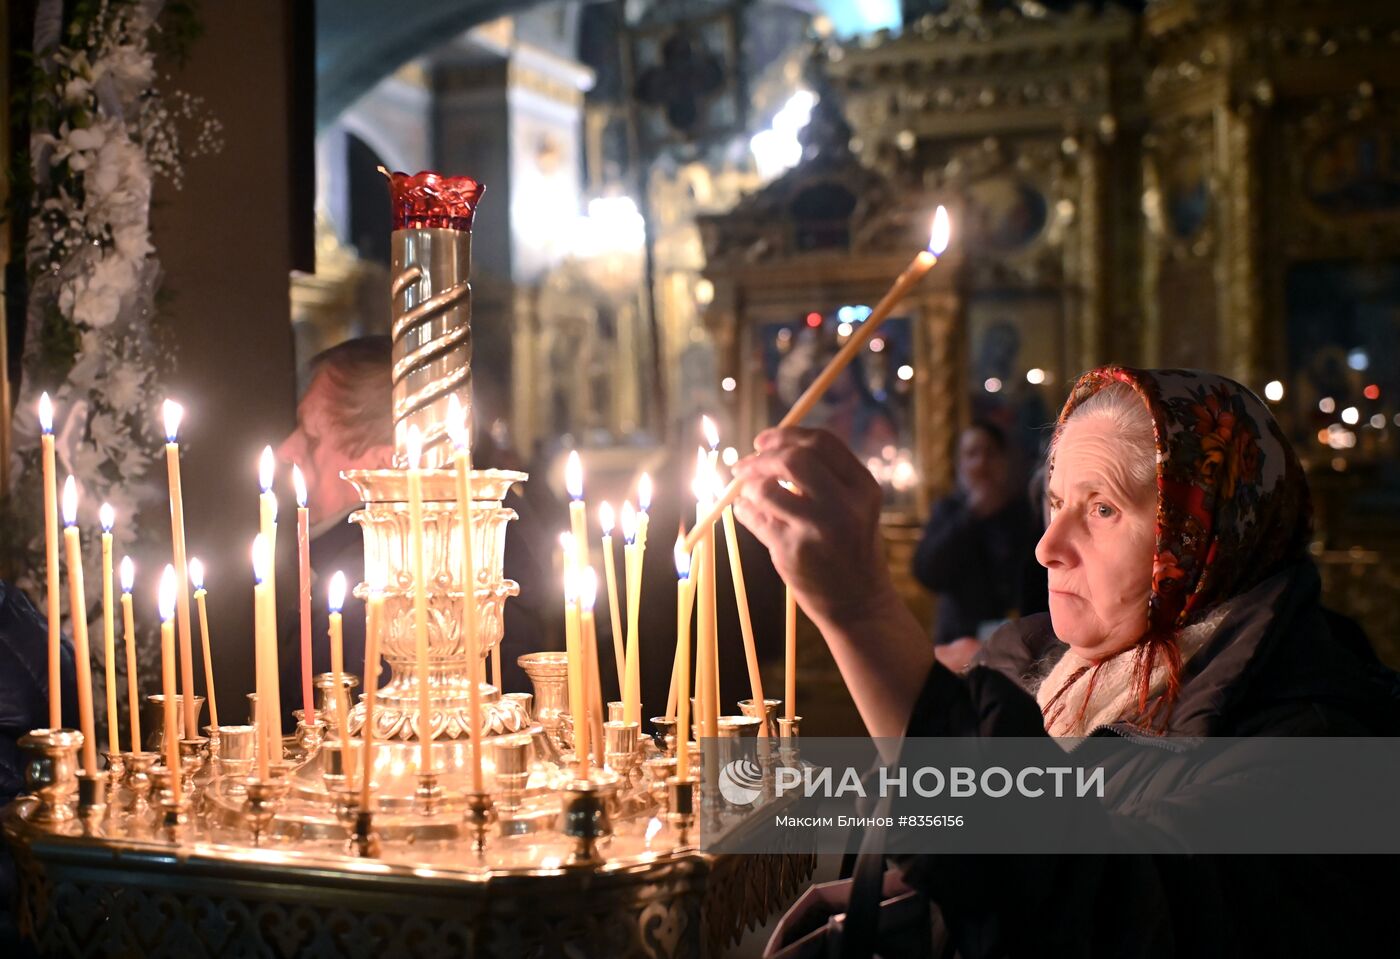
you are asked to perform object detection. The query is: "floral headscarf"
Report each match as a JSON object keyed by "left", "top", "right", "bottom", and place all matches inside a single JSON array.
[{"left": 1054, "top": 366, "right": 1312, "bottom": 637}]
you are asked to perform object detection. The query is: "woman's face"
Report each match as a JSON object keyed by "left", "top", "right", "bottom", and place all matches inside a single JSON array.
[{"left": 1035, "top": 416, "right": 1156, "bottom": 659}]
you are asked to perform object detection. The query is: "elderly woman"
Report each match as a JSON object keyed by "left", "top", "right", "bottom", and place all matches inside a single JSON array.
[{"left": 735, "top": 367, "right": 1400, "bottom": 957}]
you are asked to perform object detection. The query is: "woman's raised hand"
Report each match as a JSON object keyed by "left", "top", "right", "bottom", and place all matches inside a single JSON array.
[{"left": 731, "top": 427, "right": 899, "bottom": 630}]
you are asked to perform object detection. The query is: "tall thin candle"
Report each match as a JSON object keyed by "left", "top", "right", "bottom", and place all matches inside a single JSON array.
[
  {"left": 673, "top": 536, "right": 692, "bottom": 779},
  {"left": 405, "top": 426, "right": 434, "bottom": 776},
  {"left": 293, "top": 465, "right": 314, "bottom": 725},
  {"left": 785, "top": 586, "right": 797, "bottom": 723},
  {"left": 448, "top": 395, "right": 484, "bottom": 793},
  {"left": 598, "top": 501, "right": 626, "bottom": 693},
  {"left": 252, "top": 535, "right": 273, "bottom": 776},
  {"left": 61, "top": 477, "right": 97, "bottom": 774},
  {"left": 189, "top": 559, "right": 218, "bottom": 728},
  {"left": 328, "top": 570, "right": 350, "bottom": 788},
  {"left": 38, "top": 394, "right": 61, "bottom": 728},
  {"left": 158, "top": 564, "right": 182, "bottom": 802},
  {"left": 561, "top": 549, "right": 585, "bottom": 774},
  {"left": 721, "top": 504, "right": 769, "bottom": 733},
  {"left": 580, "top": 567, "right": 603, "bottom": 769},
  {"left": 637, "top": 472, "right": 653, "bottom": 550},
  {"left": 360, "top": 576, "right": 385, "bottom": 809},
  {"left": 99, "top": 503, "right": 119, "bottom": 756},
  {"left": 257, "top": 447, "right": 281, "bottom": 744},
  {"left": 620, "top": 501, "right": 641, "bottom": 725},
  {"left": 120, "top": 557, "right": 141, "bottom": 750},
  {"left": 162, "top": 400, "right": 198, "bottom": 738}
]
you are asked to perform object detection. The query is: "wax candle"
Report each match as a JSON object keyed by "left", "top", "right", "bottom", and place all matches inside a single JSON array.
[
  {"left": 360, "top": 575, "right": 385, "bottom": 809},
  {"left": 257, "top": 446, "right": 281, "bottom": 744},
  {"left": 565, "top": 450, "right": 589, "bottom": 574},
  {"left": 38, "top": 394, "right": 61, "bottom": 728},
  {"left": 61, "top": 478, "right": 97, "bottom": 774},
  {"left": 637, "top": 472, "right": 653, "bottom": 551},
  {"left": 673, "top": 535, "right": 692, "bottom": 779},
  {"left": 99, "top": 503, "right": 119, "bottom": 757},
  {"left": 328, "top": 570, "right": 351, "bottom": 788},
  {"left": 405, "top": 426, "right": 433, "bottom": 776},
  {"left": 189, "top": 558, "right": 218, "bottom": 729},
  {"left": 667, "top": 525, "right": 697, "bottom": 718},
  {"left": 692, "top": 454, "right": 719, "bottom": 738},
  {"left": 561, "top": 555, "right": 585, "bottom": 776},
  {"left": 721, "top": 501, "right": 769, "bottom": 733},
  {"left": 120, "top": 557, "right": 141, "bottom": 750},
  {"left": 293, "top": 464, "right": 314, "bottom": 726},
  {"left": 158, "top": 564, "right": 182, "bottom": 802},
  {"left": 252, "top": 535, "right": 273, "bottom": 777},
  {"left": 785, "top": 585, "right": 797, "bottom": 724},
  {"left": 162, "top": 400, "right": 198, "bottom": 738},
  {"left": 685, "top": 208, "right": 952, "bottom": 552},
  {"left": 448, "top": 395, "right": 484, "bottom": 793},
  {"left": 580, "top": 567, "right": 603, "bottom": 769},
  {"left": 597, "top": 501, "right": 626, "bottom": 693},
  {"left": 620, "top": 501, "right": 641, "bottom": 725}
]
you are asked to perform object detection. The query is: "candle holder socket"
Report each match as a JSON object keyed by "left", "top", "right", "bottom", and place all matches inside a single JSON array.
[
  {"left": 518, "top": 652, "right": 568, "bottom": 750},
  {"left": 120, "top": 751, "right": 159, "bottom": 816},
  {"left": 213, "top": 725, "right": 256, "bottom": 793},
  {"left": 158, "top": 795, "right": 193, "bottom": 839},
  {"left": 19, "top": 728, "right": 82, "bottom": 824},
  {"left": 666, "top": 777, "right": 696, "bottom": 847},
  {"left": 142, "top": 694, "right": 204, "bottom": 753},
  {"left": 101, "top": 750, "right": 126, "bottom": 794},
  {"left": 76, "top": 773, "right": 107, "bottom": 827},
  {"left": 607, "top": 701, "right": 626, "bottom": 724},
  {"left": 178, "top": 737, "right": 211, "bottom": 800},
  {"left": 415, "top": 771, "right": 446, "bottom": 817},
  {"left": 349, "top": 808, "right": 381, "bottom": 858},
  {"left": 491, "top": 735, "right": 531, "bottom": 812},
  {"left": 737, "top": 698, "right": 782, "bottom": 737},
  {"left": 463, "top": 791, "right": 496, "bottom": 854},
  {"left": 603, "top": 720, "right": 640, "bottom": 780},
  {"left": 643, "top": 756, "right": 678, "bottom": 810},
  {"left": 294, "top": 716, "right": 328, "bottom": 760},
  {"left": 321, "top": 739, "right": 361, "bottom": 794},
  {"left": 314, "top": 673, "right": 360, "bottom": 740},
  {"left": 561, "top": 779, "right": 611, "bottom": 865},
  {"left": 648, "top": 716, "right": 678, "bottom": 758},
  {"left": 242, "top": 775, "right": 290, "bottom": 846}
]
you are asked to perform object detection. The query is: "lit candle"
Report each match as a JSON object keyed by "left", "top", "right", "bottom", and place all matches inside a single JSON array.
[
  {"left": 61, "top": 477, "right": 97, "bottom": 774},
  {"left": 561, "top": 552, "right": 585, "bottom": 775},
  {"left": 162, "top": 401, "right": 198, "bottom": 739},
  {"left": 293, "top": 464, "right": 314, "bottom": 726},
  {"left": 785, "top": 586, "right": 797, "bottom": 724},
  {"left": 158, "top": 564, "right": 182, "bottom": 802},
  {"left": 99, "top": 503, "right": 119, "bottom": 757},
  {"left": 405, "top": 425, "right": 433, "bottom": 776},
  {"left": 720, "top": 494, "right": 769, "bottom": 734},
  {"left": 702, "top": 416, "right": 720, "bottom": 471},
  {"left": 580, "top": 566, "right": 603, "bottom": 770},
  {"left": 620, "top": 501, "right": 641, "bottom": 725},
  {"left": 667, "top": 524, "right": 697, "bottom": 718},
  {"left": 448, "top": 395, "right": 484, "bottom": 793},
  {"left": 673, "top": 535, "right": 692, "bottom": 779},
  {"left": 257, "top": 446, "right": 281, "bottom": 744},
  {"left": 684, "top": 207, "right": 952, "bottom": 552},
  {"left": 637, "top": 472, "right": 653, "bottom": 550},
  {"left": 189, "top": 558, "right": 218, "bottom": 729},
  {"left": 597, "top": 501, "right": 626, "bottom": 694},
  {"left": 120, "top": 557, "right": 141, "bottom": 750},
  {"left": 692, "top": 454, "right": 719, "bottom": 739},
  {"left": 565, "top": 450, "right": 589, "bottom": 575},
  {"left": 360, "top": 573, "right": 385, "bottom": 809},
  {"left": 38, "top": 394, "right": 61, "bottom": 728},
  {"left": 252, "top": 535, "right": 273, "bottom": 777},
  {"left": 328, "top": 570, "right": 351, "bottom": 788}
]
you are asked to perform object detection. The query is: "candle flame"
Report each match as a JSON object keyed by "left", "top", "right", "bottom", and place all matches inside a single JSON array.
[
  {"left": 99, "top": 502, "right": 115, "bottom": 532},
  {"left": 691, "top": 447, "right": 709, "bottom": 503},
  {"left": 328, "top": 570, "right": 347, "bottom": 613},
  {"left": 158, "top": 564, "right": 178, "bottom": 622},
  {"left": 189, "top": 557, "right": 205, "bottom": 591},
  {"left": 447, "top": 394, "right": 470, "bottom": 450},
  {"left": 929, "top": 205, "right": 951, "bottom": 255},
  {"left": 259, "top": 446, "right": 275, "bottom": 493},
  {"left": 579, "top": 566, "right": 598, "bottom": 612},
  {"left": 674, "top": 530, "right": 691, "bottom": 579},
  {"left": 292, "top": 464, "right": 307, "bottom": 508},
  {"left": 61, "top": 475, "right": 78, "bottom": 526},
  {"left": 252, "top": 534, "right": 271, "bottom": 585},
  {"left": 38, "top": 393, "right": 53, "bottom": 434},
  {"left": 120, "top": 556, "right": 134, "bottom": 593},
  {"left": 701, "top": 415, "right": 720, "bottom": 451},
  {"left": 405, "top": 424, "right": 423, "bottom": 470},
  {"left": 638, "top": 473, "right": 653, "bottom": 512},
  {"left": 599, "top": 500, "right": 615, "bottom": 534},
  {"left": 565, "top": 450, "right": 584, "bottom": 500},
  {"left": 620, "top": 500, "right": 638, "bottom": 544},
  {"left": 162, "top": 399, "right": 183, "bottom": 443}
]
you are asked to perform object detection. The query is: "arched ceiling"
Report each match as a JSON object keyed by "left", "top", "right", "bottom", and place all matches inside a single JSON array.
[{"left": 316, "top": 0, "right": 547, "bottom": 130}]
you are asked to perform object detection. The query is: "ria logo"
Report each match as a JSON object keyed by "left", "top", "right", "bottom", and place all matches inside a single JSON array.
[{"left": 718, "top": 759, "right": 764, "bottom": 806}]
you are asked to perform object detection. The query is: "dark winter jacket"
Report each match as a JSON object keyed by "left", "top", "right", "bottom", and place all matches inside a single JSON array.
[{"left": 890, "top": 560, "right": 1400, "bottom": 957}]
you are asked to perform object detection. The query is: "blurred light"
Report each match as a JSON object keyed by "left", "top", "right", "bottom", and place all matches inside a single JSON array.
[
  {"left": 1371, "top": 413, "right": 1386, "bottom": 429},
  {"left": 1332, "top": 457, "right": 1347, "bottom": 472},
  {"left": 576, "top": 196, "right": 646, "bottom": 256},
  {"left": 751, "top": 91, "right": 816, "bottom": 179},
  {"left": 1319, "top": 397, "right": 1336, "bottom": 414},
  {"left": 1364, "top": 384, "right": 1381, "bottom": 401},
  {"left": 869, "top": 337, "right": 885, "bottom": 353},
  {"left": 837, "top": 322, "right": 853, "bottom": 338},
  {"left": 695, "top": 278, "right": 715, "bottom": 305},
  {"left": 837, "top": 305, "right": 854, "bottom": 323},
  {"left": 984, "top": 377, "right": 1003, "bottom": 393},
  {"left": 721, "top": 446, "right": 739, "bottom": 467},
  {"left": 1264, "top": 380, "right": 1284, "bottom": 402},
  {"left": 1026, "top": 368, "right": 1046, "bottom": 386},
  {"left": 881, "top": 445, "right": 896, "bottom": 460},
  {"left": 1342, "top": 406, "right": 1360, "bottom": 425},
  {"left": 776, "top": 328, "right": 793, "bottom": 347},
  {"left": 1316, "top": 428, "right": 1330, "bottom": 445},
  {"left": 897, "top": 365, "right": 914, "bottom": 381},
  {"left": 720, "top": 377, "right": 737, "bottom": 393},
  {"left": 1347, "top": 348, "right": 1369, "bottom": 371},
  {"left": 805, "top": 312, "right": 822, "bottom": 328}
]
